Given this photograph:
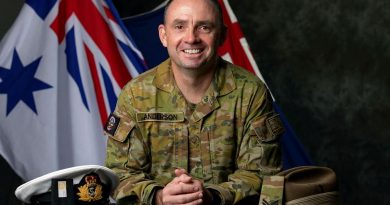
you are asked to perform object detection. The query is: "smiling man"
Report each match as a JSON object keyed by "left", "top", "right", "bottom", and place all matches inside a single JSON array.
[
  {"left": 158, "top": 0, "right": 225, "bottom": 104},
  {"left": 105, "top": 0, "right": 283, "bottom": 204}
]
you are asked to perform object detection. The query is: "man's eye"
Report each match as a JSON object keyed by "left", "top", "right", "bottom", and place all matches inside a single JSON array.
[
  {"left": 175, "top": 25, "right": 183, "bottom": 30},
  {"left": 199, "top": 25, "right": 211, "bottom": 32}
]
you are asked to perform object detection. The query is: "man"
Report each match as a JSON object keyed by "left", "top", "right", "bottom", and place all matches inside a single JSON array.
[{"left": 105, "top": 0, "right": 283, "bottom": 204}]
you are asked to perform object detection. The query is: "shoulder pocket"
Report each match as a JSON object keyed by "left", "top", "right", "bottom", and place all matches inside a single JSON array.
[
  {"left": 250, "top": 113, "right": 284, "bottom": 143},
  {"left": 104, "top": 113, "right": 136, "bottom": 143}
]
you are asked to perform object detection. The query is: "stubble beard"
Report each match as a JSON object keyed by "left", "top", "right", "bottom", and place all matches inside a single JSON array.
[{"left": 173, "top": 49, "right": 219, "bottom": 77}]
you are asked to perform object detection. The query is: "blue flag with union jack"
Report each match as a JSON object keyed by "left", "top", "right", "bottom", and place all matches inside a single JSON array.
[{"left": 0, "top": 0, "right": 145, "bottom": 181}]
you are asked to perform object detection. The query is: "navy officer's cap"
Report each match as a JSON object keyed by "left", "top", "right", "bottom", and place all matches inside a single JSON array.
[{"left": 15, "top": 165, "right": 119, "bottom": 205}]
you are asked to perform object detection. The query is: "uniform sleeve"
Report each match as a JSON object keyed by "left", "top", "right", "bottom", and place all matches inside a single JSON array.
[
  {"left": 206, "top": 84, "right": 283, "bottom": 204},
  {"left": 104, "top": 86, "right": 163, "bottom": 205}
]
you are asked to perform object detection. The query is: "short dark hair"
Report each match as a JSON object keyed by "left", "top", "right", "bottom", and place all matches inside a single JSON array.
[{"left": 163, "top": 0, "right": 225, "bottom": 30}]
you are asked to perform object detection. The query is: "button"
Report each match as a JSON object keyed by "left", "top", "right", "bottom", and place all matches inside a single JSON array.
[
  {"left": 190, "top": 135, "right": 200, "bottom": 145},
  {"left": 203, "top": 96, "right": 208, "bottom": 103}
]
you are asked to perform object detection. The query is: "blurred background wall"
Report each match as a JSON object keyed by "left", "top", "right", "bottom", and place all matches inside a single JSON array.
[{"left": 1, "top": 0, "right": 389, "bottom": 204}]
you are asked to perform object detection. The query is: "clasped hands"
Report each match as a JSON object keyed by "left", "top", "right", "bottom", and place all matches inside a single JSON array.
[{"left": 155, "top": 168, "right": 214, "bottom": 205}]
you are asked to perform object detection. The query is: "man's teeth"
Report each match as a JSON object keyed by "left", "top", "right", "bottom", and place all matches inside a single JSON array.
[{"left": 184, "top": 49, "right": 201, "bottom": 54}]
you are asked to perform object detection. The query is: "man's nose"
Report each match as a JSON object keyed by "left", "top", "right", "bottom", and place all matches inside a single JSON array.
[{"left": 184, "top": 28, "right": 199, "bottom": 43}]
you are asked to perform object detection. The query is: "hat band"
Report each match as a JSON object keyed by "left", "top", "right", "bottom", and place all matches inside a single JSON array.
[
  {"left": 286, "top": 191, "right": 339, "bottom": 205},
  {"left": 29, "top": 183, "right": 110, "bottom": 205},
  {"left": 30, "top": 192, "right": 51, "bottom": 205}
]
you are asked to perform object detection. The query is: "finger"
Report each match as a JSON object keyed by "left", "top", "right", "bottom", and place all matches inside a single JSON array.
[
  {"left": 165, "top": 182, "right": 200, "bottom": 195},
  {"left": 190, "top": 179, "right": 204, "bottom": 192},
  {"left": 170, "top": 173, "right": 193, "bottom": 184},
  {"left": 175, "top": 168, "right": 188, "bottom": 177},
  {"left": 178, "top": 173, "right": 193, "bottom": 183},
  {"left": 162, "top": 190, "right": 203, "bottom": 205},
  {"left": 191, "top": 179, "right": 203, "bottom": 187}
]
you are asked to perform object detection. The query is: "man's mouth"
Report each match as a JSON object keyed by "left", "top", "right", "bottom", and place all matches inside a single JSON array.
[{"left": 183, "top": 49, "right": 202, "bottom": 54}]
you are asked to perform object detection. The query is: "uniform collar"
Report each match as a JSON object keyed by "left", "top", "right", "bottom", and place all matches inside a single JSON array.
[
  {"left": 214, "top": 58, "right": 236, "bottom": 96},
  {"left": 153, "top": 58, "right": 175, "bottom": 93}
]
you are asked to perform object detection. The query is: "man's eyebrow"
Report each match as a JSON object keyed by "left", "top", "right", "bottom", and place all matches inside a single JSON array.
[
  {"left": 196, "top": 20, "right": 216, "bottom": 27},
  {"left": 171, "top": 19, "right": 188, "bottom": 25},
  {"left": 170, "top": 19, "right": 216, "bottom": 27}
]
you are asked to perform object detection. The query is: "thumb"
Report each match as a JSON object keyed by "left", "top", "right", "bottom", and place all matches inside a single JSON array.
[{"left": 174, "top": 168, "right": 188, "bottom": 177}]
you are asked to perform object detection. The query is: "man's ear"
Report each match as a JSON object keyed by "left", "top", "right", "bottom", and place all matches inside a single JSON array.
[{"left": 158, "top": 24, "right": 168, "bottom": 47}]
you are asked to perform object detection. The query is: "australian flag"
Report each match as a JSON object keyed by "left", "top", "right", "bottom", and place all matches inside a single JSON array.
[{"left": 0, "top": 0, "right": 146, "bottom": 181}]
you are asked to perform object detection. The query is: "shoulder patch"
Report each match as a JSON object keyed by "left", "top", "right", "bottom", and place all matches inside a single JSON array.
[
  {"left": 266, "top": 114, "right": 284, "bottom": 137},
  {"left": 104, "top": 113, "right": 120, "bottom": 136},
  {"left": 136, "top": 112, "right": 184, "bottom": 122}
]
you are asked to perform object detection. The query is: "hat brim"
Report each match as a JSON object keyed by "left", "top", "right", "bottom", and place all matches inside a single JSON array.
[
  {"left": 15, "top": 165, "right": 119, "bottom": 203},
  {"left": 286, "top": 191, "right": 339, "bottom": 205}
]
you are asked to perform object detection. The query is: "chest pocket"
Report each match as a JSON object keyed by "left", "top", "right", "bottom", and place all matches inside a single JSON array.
[{"left": 136, "top": 112, "right": 186, "bottom": 181}]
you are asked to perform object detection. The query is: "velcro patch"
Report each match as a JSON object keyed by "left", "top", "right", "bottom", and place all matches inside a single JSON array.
[
  {"left": 136, "top": 112, "right": 184, "bottom": 122},
  {"left": 266, "top": 114, "right": 284, "bottom": 137},
  {"left": 104, "top": 113, "right": 120, "bottom": 136}
]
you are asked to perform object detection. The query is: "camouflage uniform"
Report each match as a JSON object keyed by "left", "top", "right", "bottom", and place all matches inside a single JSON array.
[{"left": 105, "top": 58, "right": 283, "bottom": 205}]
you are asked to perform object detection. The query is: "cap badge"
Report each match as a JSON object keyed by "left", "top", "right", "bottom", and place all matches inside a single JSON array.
[{"left": 77, "top": 174, "right": 103, "bottom": 202}]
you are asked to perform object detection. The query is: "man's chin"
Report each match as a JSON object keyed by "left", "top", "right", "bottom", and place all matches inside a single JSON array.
[
  {"left": 173, "top": 56, "right": 217, "bottom": 72},
  {"left": 179, "top": 61, "right": 204, "bottom": 70}
]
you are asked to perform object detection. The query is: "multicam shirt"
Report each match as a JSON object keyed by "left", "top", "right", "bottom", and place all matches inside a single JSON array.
[{"left": 105, "top": 58, "right": 283, "bottom": 205}]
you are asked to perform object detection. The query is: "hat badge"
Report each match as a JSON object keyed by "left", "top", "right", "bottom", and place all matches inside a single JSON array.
[{"left": 77, "top": 174, "right": 103, "bottom": 202}]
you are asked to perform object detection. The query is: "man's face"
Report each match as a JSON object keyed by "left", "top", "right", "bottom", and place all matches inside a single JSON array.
[{"left": 159, "top": 0, "right": 222, "bottom": 72}]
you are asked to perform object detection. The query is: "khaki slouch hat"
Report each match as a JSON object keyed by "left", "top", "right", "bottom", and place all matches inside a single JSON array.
[{"left": 260, "top": 166, "right": 339, "bottom": 205}]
